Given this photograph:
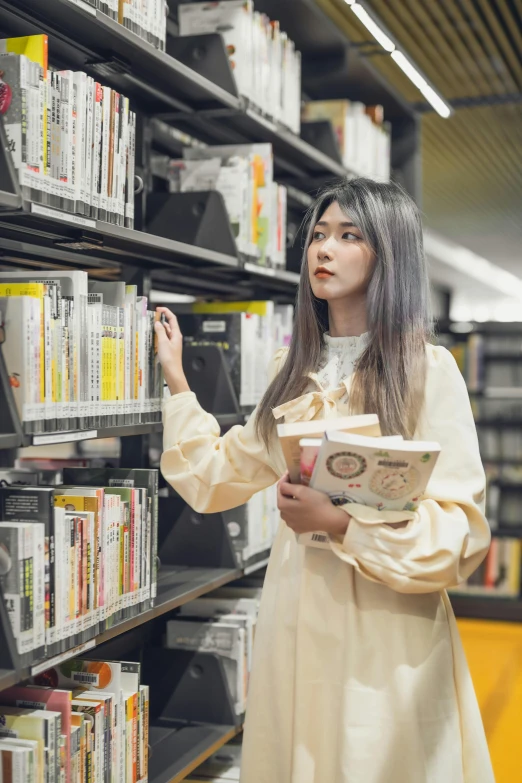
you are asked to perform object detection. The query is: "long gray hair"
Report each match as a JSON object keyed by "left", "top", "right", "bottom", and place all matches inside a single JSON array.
[{"left": 256, "top": 177, "right": 432, "bottom": 447}]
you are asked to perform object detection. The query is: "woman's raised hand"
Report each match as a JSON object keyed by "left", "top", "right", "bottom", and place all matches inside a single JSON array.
[{"left": 154, "top": 307, "right": 191, "bottom": 395}]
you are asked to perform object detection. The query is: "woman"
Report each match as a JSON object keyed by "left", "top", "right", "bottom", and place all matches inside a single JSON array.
[{"left": 155, "top": 178, "right": 494, "bottom": 783}]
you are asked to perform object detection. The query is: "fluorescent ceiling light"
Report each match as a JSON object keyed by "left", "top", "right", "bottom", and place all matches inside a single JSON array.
[
  {"left": 344, "top": 1, "right": 452, "bottom": 118},
  {"left": 350, "top": 3, "right": 395, "bottom": 52},
  {"left": 391, "top": 51, "right": 452, "bottom": 118},
  {"left": 424, "top": 230, "right": 522, "bottom": 301}
]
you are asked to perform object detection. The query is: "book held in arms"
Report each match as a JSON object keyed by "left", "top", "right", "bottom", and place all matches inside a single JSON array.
[
  {"left": 0, "top": 274, "right": 162, "bottom": 435},
  {"left": 0, "top": 34, "right": 136, "bottom": 227},
  {"left": 298, "top": 429, "right": 441, "bottom": 549},
  {"left": 276, "top": 414, "right": 381, "bottom": 484}
]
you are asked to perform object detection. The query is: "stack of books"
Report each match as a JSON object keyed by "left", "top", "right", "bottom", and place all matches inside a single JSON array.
[
  {"left": 0, "top": 655, "right": 149, "bottom": 783},
  {"left": 166, "top": 590, "right": 261, "bottom": 716},
  {"left": 0, "top": 34, "right": 136, "bottom": 227},
  {"left": 70, "top": 0, "right": 167, "bottom": 51},
  {"left": 302, "top": 99, "right": 391, "bottom": 180},
  {"left": 178, "top": 1, "right": 301, "bottom": 134},
  {"left": 0, "top": 273, "right": 163, "bottom": 434},
  {"left": 277, "top": 414, "right": 441, "bottom": 548},
  {"left": 165, "top": 143, "right": 287, "bottom": 268},
  {"left": 449, "top": 536, "right": 521, "bottom": 597},
  {"left": 178, "top": 300, "right": 293, "bottom": 409},
  {"left": 0, "top": 467, "right": 159, "bottom": 659}
]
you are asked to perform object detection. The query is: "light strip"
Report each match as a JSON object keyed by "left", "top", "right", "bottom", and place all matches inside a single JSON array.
[
  {"left": 149, "top": 289, "right": 196, "bottom": 304},
  {"left": 391, "top": 51, "right": 452, "bottom": 118},
  {"left": 350, "top": 3, "right": 395, "bottom": 52},
  {"left": 344, "top": 0, "right": 452, "bottom": 118}
]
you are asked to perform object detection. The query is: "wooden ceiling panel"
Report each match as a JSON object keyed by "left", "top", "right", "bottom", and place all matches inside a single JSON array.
[{"left": 317, "top": 0, "right": 522, "bottom": 274}]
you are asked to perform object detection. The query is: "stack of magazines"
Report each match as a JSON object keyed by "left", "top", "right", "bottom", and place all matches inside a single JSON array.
[{"left": 277, "top": 415, "right": 441, "bottom": 549}]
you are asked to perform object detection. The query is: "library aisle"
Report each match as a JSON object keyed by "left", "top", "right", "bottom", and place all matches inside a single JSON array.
[
  {"left": 0, "top": 1, "right": 521, "bottom": 783},
  {"left": 458, "top": 619, "right": 522, "bottom": 783}
]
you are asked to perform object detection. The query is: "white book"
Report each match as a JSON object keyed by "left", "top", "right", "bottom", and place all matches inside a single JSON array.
[
  {"left": 85, "top": 76, "right": 95, "bottom": 215},
  {"left": 0, "top": 295, "right": 41, "bottom": 425},
  {"left": 165, "top": 620, "right": 247, "bottom": 715},
  {"left": 32, "top": 523, "right": 45, "bottom": 653},
  {"left": 301, "top": 432, "right": 441, "bottom": 549},
  {"left": 0, "top": 523, "right": 34, "bottom": 655},
  {"left": 0, "top": 743, "right": 29, "bottom": 783},
  {"left": 277, "top": 414, "right": 381, "bottom": 484}
]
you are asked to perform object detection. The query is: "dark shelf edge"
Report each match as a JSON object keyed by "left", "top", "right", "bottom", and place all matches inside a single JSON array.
[
  {"left": 158, "top": 725, "right": 243, "bottom": 783},
  {"left": 450, "top": 594, "right": 522, "bottom": 622},
  {"left": 0, "top": 565, "right": 243, "bottom": 691}
]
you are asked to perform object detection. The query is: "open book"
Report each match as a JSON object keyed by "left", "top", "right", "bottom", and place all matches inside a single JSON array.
[{"left": 299, "top": 431, "right": 441, "bottom": 549}]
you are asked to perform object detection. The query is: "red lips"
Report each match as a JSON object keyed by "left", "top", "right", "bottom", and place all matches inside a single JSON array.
[{"left": 315, "top": 266, "right": 334, "bottom": 277}]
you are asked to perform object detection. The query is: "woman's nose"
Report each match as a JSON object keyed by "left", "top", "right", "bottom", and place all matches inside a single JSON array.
[{"left": 318, "top": 238, "right": 335, "bottom": 260}]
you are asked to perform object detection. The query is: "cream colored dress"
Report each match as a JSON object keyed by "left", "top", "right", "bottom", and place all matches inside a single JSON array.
[{"left": 161, "top": 334, "right": 494, "bottom": 783}]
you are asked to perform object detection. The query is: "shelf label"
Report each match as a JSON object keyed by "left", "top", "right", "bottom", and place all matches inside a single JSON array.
[
  {"left": 31, "top": 640, "right": 96, "bottom": 676},
  {"left": 33, "top": 430, "right": 98, "bottom": 446},
  {"left": 31, "top": 203, "right": 96, "bottom": 229}
]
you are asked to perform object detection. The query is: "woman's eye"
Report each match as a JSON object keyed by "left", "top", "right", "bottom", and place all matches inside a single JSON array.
[
  {"left": 312, "top": 231, "right": 325, "bottom": 241},
  {"left": 343, "top": 232, "right": 359, "bottom": 241}
]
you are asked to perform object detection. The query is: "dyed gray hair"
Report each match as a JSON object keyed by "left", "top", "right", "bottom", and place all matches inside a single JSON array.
[{"left": 256, "top": 177, "right": 433, "bottom": 447}]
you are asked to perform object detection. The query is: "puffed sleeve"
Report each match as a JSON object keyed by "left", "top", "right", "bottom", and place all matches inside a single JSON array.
[
  {"left": 160, "top": 348, "right": 288, "bottom": 514},
  {"left": 329, "top": 345, "right": 491, "bottom": 594}
]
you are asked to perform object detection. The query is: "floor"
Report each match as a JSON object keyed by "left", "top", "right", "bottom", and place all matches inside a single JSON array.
[{"left": 457, "top": 619, "right": 522, "bottom": 783}]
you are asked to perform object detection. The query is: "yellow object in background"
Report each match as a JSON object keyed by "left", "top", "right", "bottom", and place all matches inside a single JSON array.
[
  {"left": 458, "top": 619, "right": 522, "bottom": 783},
  {"left": 0, "top": 34, "right": 48, "bottom": 74}
]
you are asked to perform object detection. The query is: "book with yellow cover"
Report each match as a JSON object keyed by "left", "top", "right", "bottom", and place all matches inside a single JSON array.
[{"left": 0, "top": 35, "right": 47, "bottom": 74}]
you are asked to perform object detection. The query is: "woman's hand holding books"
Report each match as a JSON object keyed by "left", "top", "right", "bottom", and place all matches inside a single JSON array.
[
  {"left": 155, "top": 307, "right": 191, "bottom": 395},
  {"left": 277, "top": 472, "right": 350, "bottom": 539}
]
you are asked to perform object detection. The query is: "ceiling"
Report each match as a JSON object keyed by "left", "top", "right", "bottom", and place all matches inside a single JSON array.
[{"left": 314, "top": 0, "right": 522, "bottom": 276}]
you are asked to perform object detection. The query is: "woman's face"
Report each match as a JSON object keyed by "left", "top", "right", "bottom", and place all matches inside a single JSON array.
[{"left": 307, "top": 201, "right": 376, "bottom": 302}]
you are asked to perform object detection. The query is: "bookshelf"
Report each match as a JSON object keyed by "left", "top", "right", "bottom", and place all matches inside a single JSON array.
[
  {"left": 0, "top": 0, "right": 422, "bottom": 780},
  {"left": 438, "top": 321, "right": 522, "bottom": 622}
]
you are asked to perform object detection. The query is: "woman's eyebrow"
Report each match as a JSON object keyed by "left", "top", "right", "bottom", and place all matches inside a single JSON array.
[{"left": 315, "top": 220, "right": 357, "bottom": 227}]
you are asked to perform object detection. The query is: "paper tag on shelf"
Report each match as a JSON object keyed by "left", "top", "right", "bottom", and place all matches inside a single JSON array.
[
  {"left": 31, "top": 203, "right": 96, "bottom": 229},
  {"left": 32, "top": 430, "right": 98, "bottom": 446},
  {"left": 31, "top": 639, "right": 96, "bottom": 677}
]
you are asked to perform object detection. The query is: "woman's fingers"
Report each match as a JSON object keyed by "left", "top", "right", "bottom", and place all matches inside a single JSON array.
[{"left": 156, "top": 307, "right": 181, "bottom": 340}]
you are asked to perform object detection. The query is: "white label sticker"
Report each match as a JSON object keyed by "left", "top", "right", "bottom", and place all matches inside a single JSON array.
[
  {"left": 31, "top": 203, "right": 96, "bottom": 229},
  {"left": 202, "top": 320, "right": 227, "bottom": 333},
  {"left": 32, "top": 429, "right": 97, "bottom": 445}
]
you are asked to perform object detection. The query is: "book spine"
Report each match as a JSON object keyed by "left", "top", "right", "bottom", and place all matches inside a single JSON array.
[{"left": 33, "top": 523, "right": 45, "bottom": 652}]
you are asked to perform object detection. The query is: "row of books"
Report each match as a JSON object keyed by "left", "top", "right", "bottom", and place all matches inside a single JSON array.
[
  {"left": 177, "top": 300, "right": 293, "bottom": 409},
  {"left": 1, "top": 34, "right": 136, "bottom": 226},
  {"left": 228, "top": 485, "right": 278, "bottom": 566},
  {"left": 0, "top": 272, "right": 162, "bottom": 434},
  {"left": 165, "top": 586, "right": 262, "bottom": 717},
  {"left": 449, "top": 536, "right": 522, "bottom": 598},
  {"left": 71, "top": 0, "right": 167, "bottom": 51},
  {"left": 444, "top": 334, "right": 484, "bottom": 393},
  {"left": 0, "top": 467, "right": 158, "bottom": 659},
  {"left": 302, "top": 99, "right": 391, "bottom": 181},
  {"left": 0, "top": 656, "right": 148, "bottom": 783},
  {"left": 478, "top": 428, "right": 522, "bottom": 462},
  {"left": 178, "top": 0, "right": 301, "bottom": 134},
  {"left": 163, "top": 143, "right": 287, "bottom": 268}
]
